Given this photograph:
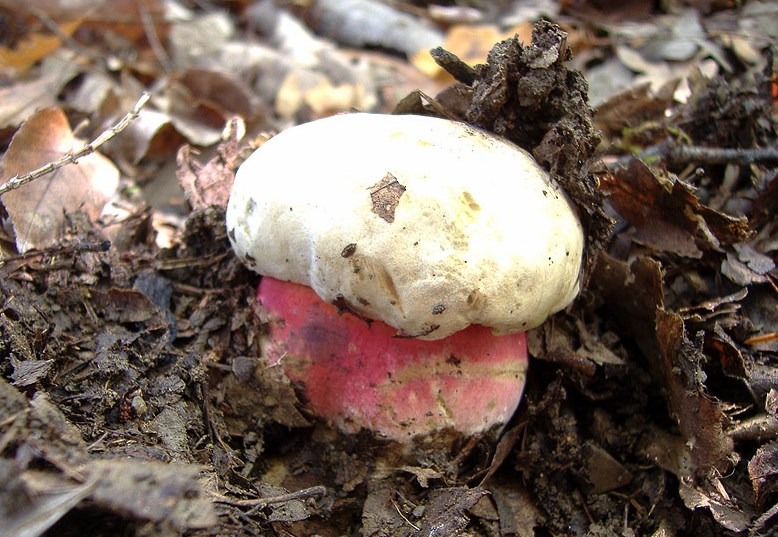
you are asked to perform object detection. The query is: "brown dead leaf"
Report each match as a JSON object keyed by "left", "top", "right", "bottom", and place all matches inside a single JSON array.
[
  {"left": 706, "top": 322, "right": 748, "bottom": 378},
  {"left": 67, "top": 71, "right": 117, "bottom": 114},
  {"left": 678, "top": 482, "right": 751, "bottom": 533},
  {"left": 641, "top": 427, "right": 752, "bottom": 532},
  {"left": 361, "top": 480, "right": 410, "bottom": 536},
  {"left": 112, "top": 72, "right": 260, "bottom": 163},
  {"left": 84, "top": 459, "right": 216, "bottom": 528},
  {"left": 750, "top": 171, "right": 778, "bottom": 229},
  {"left": 604, "top": 159, "right": 752, "bottom": 256},
  {"left": 369, "top": 173, "right": 405, "bottom": 224},
  {"left": 167, "top": 70, "right": 268, "bottom": 144},
  {"left": 0, "top": 107, "right": 119, "bottom": 253},
  {"left": 173, "top": 69, "right": 262, "bottom": 124},
  {"left": 656, "top": 309, "right": 732, "bottom": 472},
  {"left": 527, "top": 321, "right": 598, "bottom": 376},
  {"left": 593, "top": 253, "right": 733, "bottom": 474},
  {"left": 528, "top": 314, "right": 624, "bottom": 375},
  {"left": 721, "top": 243, "right": 775, "bottom": 286},
  {"left": 479, "top": 423, "right": 521, "bottom": 486},
  {"left": 32, "top": 0, "right": 166, "bottom": 56},
  {"left": 579, "top": 441, "right": 633, "bottom": 494},
  {"left": 0, "top": 17, "right": 81, "bottom": 72},
  {"left": 594, "top": 81, "right": 677, "bottom": 137},
  {"left": 90, "top": 287, "right": 164, "bottom": 325},
  {"left": 398, "top": 466, "right": 444, "bottom": 488},
  {"left": 0, "top": 54, "right": 79, "bottom": 128},
  {"left": 743, "top": 288, "right": 778, "bottom": 353},
  {"left": 416, "top": 487, "right": 489, "bottom": 535},
  {"left": 748, "top": 442, "right": 778, "bottom": 508},
  {"left": 221, "top": 355, "right": 310, "bottom": 431},
  {"left": 110, "top": 107, "right": 187, "bottom": 163},
  {"left": 561, "top": 0, "right": 656, "bottom": 21},
  {"left": 9, "top": 356, "right": 54, "bottom": 387},
  {"left": 0, "top": 0, "right": 105, "bottom": 20},
  {"left": 28, "top": 390, "right": 88, "bottom": 455},
  {"left": 177, "top": 119, "right": 244, "bottom": 211},
  {"left": 489, "top": 476, "right": 545, "bottom": 537}
]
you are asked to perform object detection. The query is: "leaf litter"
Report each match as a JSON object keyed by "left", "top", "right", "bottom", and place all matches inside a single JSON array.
[{"left": 0, "top": 1, "right": 777, "bottom": 536}]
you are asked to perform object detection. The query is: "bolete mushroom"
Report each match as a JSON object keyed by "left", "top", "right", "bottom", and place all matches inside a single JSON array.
[{"left": 227, "top": 113, "right": 584, "bottom": 442}]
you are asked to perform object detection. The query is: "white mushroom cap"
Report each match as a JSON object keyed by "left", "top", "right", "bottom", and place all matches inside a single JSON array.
[{"left": 227, "top": 113, "right": 584, "bottom": 340}]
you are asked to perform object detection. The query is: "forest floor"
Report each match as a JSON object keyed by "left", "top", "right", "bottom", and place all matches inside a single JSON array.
[{"left": 0, "top": 1, "right": 776, "bottom": 536}]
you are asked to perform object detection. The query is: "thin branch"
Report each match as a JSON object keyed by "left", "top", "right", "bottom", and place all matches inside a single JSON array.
[
  {"left": 391, "top": 497, "right": 421, "bottom": 531},
  {"left": 0, "top": 239, "right": 111, "bottom": 269},
  {"left": 138, "top": 0, "right": 173, "bottom": 73},
  {"left": 430, "top": 46, "right": 478, "bottom": 85},
  {"left": 605, "top": 141, "right": 778, "bottom": 169},
  {"left": 210, "top": 485, "right": 328, "bottom": 508},
  {"left": 666, "top": 144, "right": 778, "bottom": 166},
  {"left": 0, "top": 92, "right": 151, "bottom": 197}
]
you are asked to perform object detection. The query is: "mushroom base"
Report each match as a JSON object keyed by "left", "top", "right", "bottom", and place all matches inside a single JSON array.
[{"left": 258, "top": 277, "right": 529, "bottom": 443}]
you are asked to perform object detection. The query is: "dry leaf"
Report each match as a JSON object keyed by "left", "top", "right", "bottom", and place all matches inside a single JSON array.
[
  {"left": 108, "top": 108, "right": 182, "bottom": 163},
  {"left": 416, "top": 487, "right": 489, "bottom": 535},
  {"left": 490, "top": 477, "right": 545, "bottom": 537},
  {"left": 0, "top": 107, "right": 119, "bottom": 252},
  {"left": 176, "top": 119, "right": 244, "bottom": 211},
  {"left": 748, "top": 442, "right": 778, "bottom": 508},
  {"left": 0, "top": 54, "right": 79, "bottom": 128},
  {"left": 678, "top": 482, "right": 750, "bottom": 532},
  {"left": 594, "top": 82, "right": 677, "bottom": 136},
  {"left": 83, "top": 459, "right": 216, "bottom": 528},
  {"left": 603, "top": 159, "right": 752, "bottom": 256},
  {"left": 593, "top": 253, "right": 733, "bottom": 474},
  {"left": 0, "top": 17, "right": 81, "bottom": 72}
]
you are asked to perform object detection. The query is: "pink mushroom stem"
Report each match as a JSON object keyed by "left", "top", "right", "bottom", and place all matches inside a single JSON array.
[{"left": 258, "top": 276, "right": 529, "bottom": 442}]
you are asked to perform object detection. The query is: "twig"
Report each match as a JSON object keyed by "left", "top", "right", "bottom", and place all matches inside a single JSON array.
[
  {"left": 391, "top": 497, "right": 421, "bottom": 531},
  {"left": 210, "top": 485, "right": 328, "bottom": 508},
  {"left": 0, "top": 239, "right": 111, "bottom": 269},
  {"left": 744, "top": 332, "right": 778, "bottom": 345},
  {"left": 666, "top": 144, "right": 778, "bottom": 166},
  {"left": 605, "top": 141, "right": 778, "bottom": 169},
  {"left": 0, "top": 92, "right": 151, "bottom": 197},
  {"left": 138, "top": 0, "right": 173, "bottom": 73},
  {"left": 430, "top": 46, "right": 478, "bottom": 85},
  {"left": 727, "top": 414, "right": 778, "bottom": 442}
]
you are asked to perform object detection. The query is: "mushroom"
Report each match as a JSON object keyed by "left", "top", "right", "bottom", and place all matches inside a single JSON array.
[{"left": 227, "top": 113, "right": 584, "bottom": 442}]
